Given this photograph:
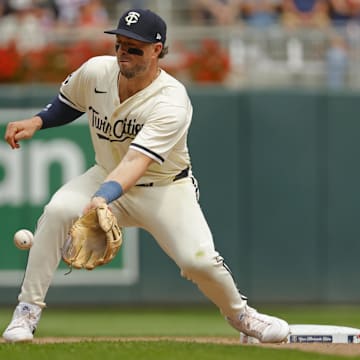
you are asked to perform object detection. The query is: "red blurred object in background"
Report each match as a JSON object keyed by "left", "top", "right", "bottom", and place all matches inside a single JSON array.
[{"left": 186, "top": 39, "right": 231, "bottom": 83}]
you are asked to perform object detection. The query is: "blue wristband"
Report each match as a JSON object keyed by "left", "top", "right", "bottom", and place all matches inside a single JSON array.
[{"left": 93, "top": 181, "right": 123, "bottom": 204}]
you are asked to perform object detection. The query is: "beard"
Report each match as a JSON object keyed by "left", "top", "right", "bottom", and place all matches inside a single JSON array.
[{"left": 120, "top": 62, "right": 148, "bottom": 79}]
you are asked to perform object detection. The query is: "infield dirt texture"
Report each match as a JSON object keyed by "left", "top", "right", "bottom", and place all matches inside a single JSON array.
[{"left": 1, "top": 305, "right": 360, "bottom": 359}]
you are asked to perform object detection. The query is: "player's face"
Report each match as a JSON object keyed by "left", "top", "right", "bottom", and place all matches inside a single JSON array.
[{"left": 115, "top": 36, "right": 160, "bottom": 79}]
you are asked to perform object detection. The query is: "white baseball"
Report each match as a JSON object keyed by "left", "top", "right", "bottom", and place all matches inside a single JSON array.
[{"left": 14, "top": 229, "right": 34, "bottom": 250}]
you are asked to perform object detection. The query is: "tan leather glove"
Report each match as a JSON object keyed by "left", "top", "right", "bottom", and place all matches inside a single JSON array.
[{"left": 62, "top": 204, "right": 122, "bottom": 270}]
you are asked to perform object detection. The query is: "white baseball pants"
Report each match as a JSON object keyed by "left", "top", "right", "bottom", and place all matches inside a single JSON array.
[{"left": 19, "top": 165, "right": 246, "bottom": 319}]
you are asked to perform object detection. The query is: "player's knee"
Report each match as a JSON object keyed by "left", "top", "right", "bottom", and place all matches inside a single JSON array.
[
  {"left": 43, "top": 198, "right": 78, "bottom": 224},
  {"left": 179, "top": 255, "right": 214, "bottom": 282}
]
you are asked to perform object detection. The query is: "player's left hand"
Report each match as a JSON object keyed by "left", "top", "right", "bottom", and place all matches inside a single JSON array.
[{"left": 62, "top": 203, "right": 122, "bottom": 270}]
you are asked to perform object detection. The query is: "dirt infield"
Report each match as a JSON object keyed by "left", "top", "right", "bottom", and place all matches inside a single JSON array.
[{"left": 1, "top": 336, "right": 360, "bottom": 357}]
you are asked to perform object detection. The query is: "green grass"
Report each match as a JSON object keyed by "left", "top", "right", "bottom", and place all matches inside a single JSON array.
[
  {"left": 0, "top": 341, "right": 351, "bottom": 360},
  {"left": 31, "top": 306, "right": 235, "bottom": 337},
  {"left": 1, "top": 305, "right": 360, "bottom": 359}
]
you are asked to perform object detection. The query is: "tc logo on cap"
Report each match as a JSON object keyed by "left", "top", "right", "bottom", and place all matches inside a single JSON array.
[
  {"left": 125, "top": 11, "right": 140, "bottom": 26},
  {"left": 104, "top": 9, "right": 167, "bottom": 44}
]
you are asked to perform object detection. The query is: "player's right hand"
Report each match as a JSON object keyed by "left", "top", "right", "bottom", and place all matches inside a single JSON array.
[
  {"left": 82, "top": 196, "right": 107, "bottom": 216},
  {"left": 4, "top": 116, "right": 43, "bottom": 149}
]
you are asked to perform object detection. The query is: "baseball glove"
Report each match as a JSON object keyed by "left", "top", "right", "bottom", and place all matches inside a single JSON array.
[{"left": 62, "top": 205, "right": 122, "bottom": 270}]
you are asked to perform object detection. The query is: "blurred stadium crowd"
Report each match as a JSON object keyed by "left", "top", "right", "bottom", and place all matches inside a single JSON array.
[{"left": 0, "top": 0, "right": 360, "bottom": 88}]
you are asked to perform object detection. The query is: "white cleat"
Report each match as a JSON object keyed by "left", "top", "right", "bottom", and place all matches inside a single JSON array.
[
  {"left": 2, "top": 302, "right": 42, "bottom": 342},
  {"left": 227, "top": 305, "right": 290, "bottom": 343}
]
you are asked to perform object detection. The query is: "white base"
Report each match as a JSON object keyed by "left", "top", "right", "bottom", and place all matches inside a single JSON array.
[{"left": 239, "top": 324, "right": 360, "bottom": 344}]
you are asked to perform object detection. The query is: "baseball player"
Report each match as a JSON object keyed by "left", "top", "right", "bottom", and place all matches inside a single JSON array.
[{"left": 2, "top": 9, "right": 289, "bottom": 343}]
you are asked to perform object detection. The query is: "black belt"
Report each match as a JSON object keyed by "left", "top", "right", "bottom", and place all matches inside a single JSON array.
[{"left": 136, "top": 167, "right": 189, "bottom": 187}]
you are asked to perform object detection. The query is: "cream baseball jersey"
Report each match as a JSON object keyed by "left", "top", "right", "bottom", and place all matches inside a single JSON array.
[{"left": 59, "top": 56, "right": 192, "bottom": 184}]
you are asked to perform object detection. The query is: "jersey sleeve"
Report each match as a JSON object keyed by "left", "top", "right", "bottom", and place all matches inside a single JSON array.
[
  {"left": 58, "top": 60, "right": 93, "bottom": 112},
  {"left": 130, "top": 99, "right": 192, "bottom": 164}
]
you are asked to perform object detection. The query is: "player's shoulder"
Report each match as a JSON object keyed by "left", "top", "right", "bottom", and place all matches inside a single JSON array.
[
  {"left": 83, "top": 55, "right": 117, "bottom": 73},
  {"left": 159, "top": 70, "right": 186, "bottom": 89},
  {"left": 157, "top": 70, "right": 189, "bottom": 101},
  {"left": 75, "top": 56, "right": 118, "bottom": 85}
]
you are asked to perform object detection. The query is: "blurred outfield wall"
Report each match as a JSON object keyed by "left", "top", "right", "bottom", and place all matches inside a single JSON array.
[{"left": 0, "top": 86, "right": 360, "bottom": 306}]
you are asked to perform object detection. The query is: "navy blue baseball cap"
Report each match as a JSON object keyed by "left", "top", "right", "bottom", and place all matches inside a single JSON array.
[{"left": 104, "top": 9, "right": 166, "bottom": 45}]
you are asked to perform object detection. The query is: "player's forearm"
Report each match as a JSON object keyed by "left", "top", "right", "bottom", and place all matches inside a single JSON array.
[
  {"left": 106, "top": 150, "right": 153, "bottom": 192},
  {"left": 93, "top": 149, "right": 153, "bottom": 204}
]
